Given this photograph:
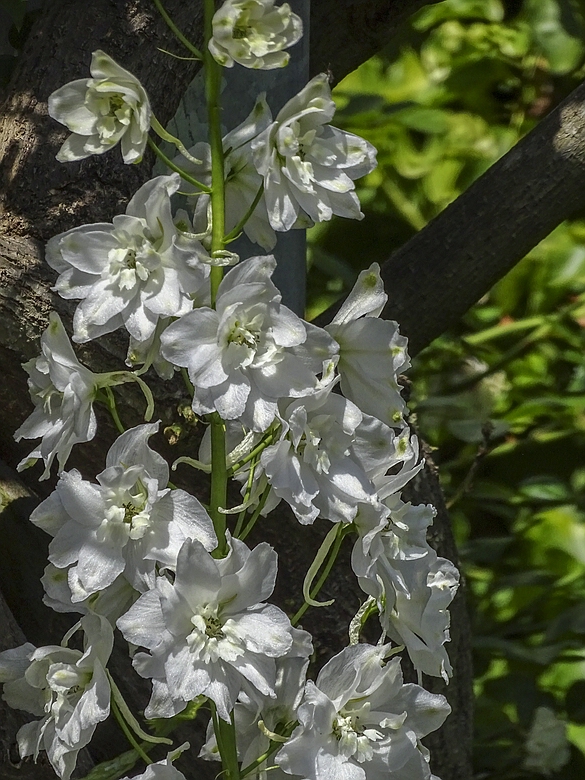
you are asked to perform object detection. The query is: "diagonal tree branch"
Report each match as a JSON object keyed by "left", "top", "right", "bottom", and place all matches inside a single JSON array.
[
  {"left": 373, "top": 80, "right": 585, "bottom": 356},
  {"left": 310, "top": 0, "right": 431, "bottom": 82}
]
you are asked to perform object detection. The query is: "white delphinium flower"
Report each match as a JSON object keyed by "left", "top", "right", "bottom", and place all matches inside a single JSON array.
[
  {"left": 46, "top": 174, "right": 210, "bottom": 344},
  {"left": 121, "top": 743, "right": 191, "bottom": 780},
  {"left": 31, "top": 422, "right": 216, "bottom": 599},
  {"left": 160, "top": 255, "right": 337, "bottom": 431},
  {"left": 209, "top": 0, "right": 303, "bottom": 70},
  {"left": 42, "top": 564, "right": 138, "bottom": 624},
  {"left": 201, "top": 627, "right": 312, "bottom": 777},
  {"left": 0, "top": 614, "right": 113, "bottom": 780},
  {"left": 48, "top": 50, "right": 151, "bottom": 163},
  {"left": 117, "top": 536, "right": 295, "bottom": 721},
  {"left": 259, "top": 381, "right": 394, "bottom": 525},
  {"left": 14, "top": 313, "right": 100, "bottom": 480},
  {"left": 352, "top": 498, "right": 459, "bottom": 681},
  {"left": 276, "top": 643, "right": 451, "bottom": 780},
  {"left": 176, "top": 96, "right": 282, "bottom": 250},
  {"left": 326, "top": 263, "right": 410, "bottom": 429},
  {"left": 251, "top": 74, "right": 377, "bottom": 231}
]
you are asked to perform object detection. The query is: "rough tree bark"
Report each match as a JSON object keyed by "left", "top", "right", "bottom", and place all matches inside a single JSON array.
[{"left": 0, "top": 1, "right": 484, "bottom": 778}]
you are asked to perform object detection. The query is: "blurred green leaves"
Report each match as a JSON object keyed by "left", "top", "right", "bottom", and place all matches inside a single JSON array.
[
  {"left": 308, "top": 0, "right": 585, "bottom": 776},
  {"left": 522, "top": 0, "right": 585, "bottom": 74}
]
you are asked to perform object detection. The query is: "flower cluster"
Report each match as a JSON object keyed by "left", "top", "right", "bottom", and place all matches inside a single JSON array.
[
  {"left": 0, "top": 615, "right": 112, "bottom": 780},
  {"left": 2, "top": 4, "right": 460, "bottom": 780},
  {"left": 175, "top": 76, "right": 377, "bottom": 249}
]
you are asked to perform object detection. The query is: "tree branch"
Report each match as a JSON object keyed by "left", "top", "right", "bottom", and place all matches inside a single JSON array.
[
  {"left": 374, "top": 79, "right": 585, "bottom": 356},
  {"left": 310, "top": 0, "right": 431, "bottom": 83}
]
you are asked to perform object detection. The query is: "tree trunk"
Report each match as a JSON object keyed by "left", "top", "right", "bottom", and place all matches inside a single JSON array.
[{"left": 0, "top": 1, "right": 473, "bottom": 778}]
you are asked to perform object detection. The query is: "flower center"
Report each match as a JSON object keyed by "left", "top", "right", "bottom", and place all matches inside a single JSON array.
[
  {"left": 233, "top": 24, "right": 251, "bottom": 39},
  {"left": 108, "top": 232, "right": 160, "bottom": 291},
  {"left": 186, "top": 610, "right": 244, "bottom": 665},
  {"left": 228, "top": 319, "right": 259, "bottom": 348},
  {"left": 204, "top": 615, "right": 225, "bottom": 640},
  {"left": 124, "top": 248, "right": 137, "bottom": 269},
  {"left": 101, "top": 470, "right": 152, "bottom": 544},
  {"left": 123, "top": 502, "right": 141, "bottom": 524},
  {"left": 332, "top": 703, "right": 384, "bottom": 763},
  {"left": 108, "top": 94, "right": 126, "bottom": 114}
]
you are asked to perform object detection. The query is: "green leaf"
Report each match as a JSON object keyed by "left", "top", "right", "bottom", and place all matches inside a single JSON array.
[
  {"left": 392, "top": 106, "right": 450, "bottom": 133},
  {"left": 522, "top": 0, "right": 585, "bottom": 74},
  {"left": 474, "top": 636, "right": 567, "bottom": 665},
  {"left": 423, "top": 158, "right": 464, "bottom": 205},
  {"left": 461, "top": 535, "right": 513, "bottom": 564},
  {"left": 519, "top": 477, "right": 571, "bottom": 502},
  {"left": 528, "top": 505, "right": 585, "bottom": 565},
  {"left": 413, "top": 0, "right": 504, "bottom": 31}
]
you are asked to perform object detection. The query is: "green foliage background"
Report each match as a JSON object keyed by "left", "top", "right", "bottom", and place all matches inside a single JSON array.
[{"left": 307, "top": 1, "right": 585, "bottom": 777}]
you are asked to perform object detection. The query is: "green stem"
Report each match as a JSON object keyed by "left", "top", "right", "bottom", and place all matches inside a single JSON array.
[
  {"left": 228, "top": 429, "right": 276, "bottom": 475},
  {"left": 224, "top": 184, "right": 264, "bottom": 243},
  {"left": 211, "top": 703, "right": 241, "bottom": 780},
  {"left": 292, "top": 525, "right": 348, "bottom": 626},
  {"left": 204, "top": 0, "right": 226, "bottom": 305},
  {"left": 147, "top": 136, "right": 211, "bottom": 193},
  {"left": 152, "top": 0, "right": 203, "bottom": 58},
  {"left": 240, "top": 741, "right": 281, "bottom": 778},
  {"left": 210, "top": 412, "right": 228, "bottom": 556},
  {"left": 111, "top": 699, "right": 153, "bottom": 766},
  {"left": 203, "top": 0, "right": 229, "bottom": 557},
  {"left": 181, "top": 367, "right": 195, "bottom": 395},
  {"left": 240, "top": 486, "right": 271, "bottom": 541},
  {"left": 233, "top": 459, "right": 258, "bottom": 538},
  {"left": 104, "top": 387, "right": 125, "bottom": 434}
]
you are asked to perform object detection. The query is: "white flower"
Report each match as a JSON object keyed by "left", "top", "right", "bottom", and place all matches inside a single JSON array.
[
  {"left": 365, "top": 426, "right": 424, "bottom": 494},
  {"left": 160, "top": 255, "right": 337, "bottom": 431},
  {"left": 201, "top": 626, "right": 312, "bottom": 777},
  {"left": 117, "top": 536, "right": 295, "bottom": 722},
  {"left": 209, "top": 0, "right": 303, "bottom": 70},
  {"left": 121, "top": 743, "right": 190, "bottom": 780},
  {"left": 251, "top": 74, "right": 377, "bottom": 231},
  {"left": 276, "top": 643, "right": 451, "bottom": 780},
  {"left": 0, "top": 614, "right": 113, "bottom": 780},
  {"left": 326, "top": 264, "right": 410, "bottom": 428},
  {"left": 352, "top": 498, "right": 459, "bottom": 680},
  {"left": 48, "top": 50, "right": 151, "bottom": 163},
  {"left": 42, "top": 564, "right": 138, "bottom": 624},
  {"left": 31, "top": 422, "right": 217, "bottom": 599},
  {"left": 14, "top": 313, "right": 99, "bottom": 480},
  {"left": 260, "top": 382, "right": 394, "bottom": 524},
  {"left": 177, "top": 95, "right": 282, "bottom": 250},
  {"left": 46, "top": 174, "right": 211, "bottom": 343}
]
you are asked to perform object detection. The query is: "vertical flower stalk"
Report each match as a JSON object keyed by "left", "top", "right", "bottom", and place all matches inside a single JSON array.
[
  {"left": 204, "top": 0, "right": 229, "bottom": 558},
  {"left": 203, "top": 6, "right": 240, "bottom": 775}
]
